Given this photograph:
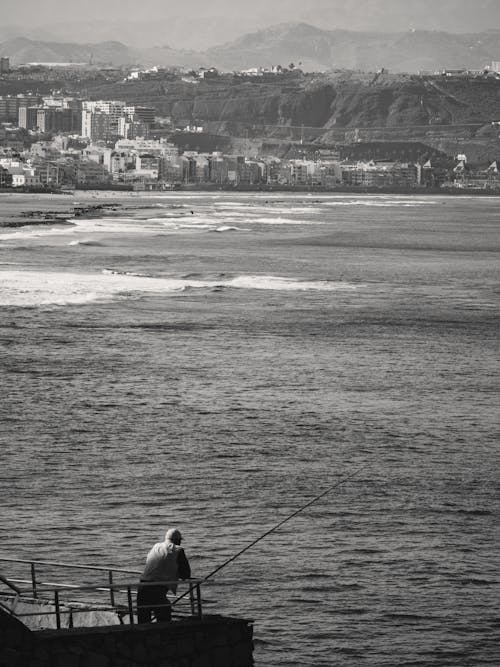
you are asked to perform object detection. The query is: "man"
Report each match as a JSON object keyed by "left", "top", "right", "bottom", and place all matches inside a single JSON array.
[{"left": 137, "top": 528, "right": 191, "bottom": 623}]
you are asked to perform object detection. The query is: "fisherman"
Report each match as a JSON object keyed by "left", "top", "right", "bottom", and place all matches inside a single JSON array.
[{"left": 137, "top": 528, "right": 191, "bottom": 623}]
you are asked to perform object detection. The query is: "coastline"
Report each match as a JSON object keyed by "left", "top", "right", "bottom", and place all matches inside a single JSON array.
[
  {"left": 1, "top": 185, "right": 499, "bottom": 229},
  {"left": 174, "top": 183, "right": 500, "bottom": 196},
  {"left": 2, "top": 184, "right": 500, "bottom": 197}
]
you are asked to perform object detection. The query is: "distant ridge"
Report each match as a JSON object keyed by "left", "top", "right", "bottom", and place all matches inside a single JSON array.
[
  {"left": 2, "top": 25, "right": 500, "bottom": 72},
  {"left": 0, "top": 37, "right": 138, "bottom": 66},
  {"left": 3, "top": 1, "right": 500, "bottom": 49},
  {"left": 203, "top": 23, "right": 500, "bottom": 72}
]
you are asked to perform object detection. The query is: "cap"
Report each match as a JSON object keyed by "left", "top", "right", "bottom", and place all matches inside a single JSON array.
[{"left": 165, "top": 528, "right": 182, "bottom": 543}]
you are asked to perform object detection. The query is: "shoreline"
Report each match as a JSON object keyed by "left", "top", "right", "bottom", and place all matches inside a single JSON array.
[
  {"left": 2, "top": 185, "right": 500, "bottom": 197},
  {"left": 1, "top": 185, "right": 499, "bottom": 229},
  {"left": 174, "top": 184, "right": 500, "bottom": 196}
]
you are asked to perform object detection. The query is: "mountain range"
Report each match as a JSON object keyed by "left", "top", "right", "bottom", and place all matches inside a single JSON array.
[
  {"left": 3, "top": 0, "right": 500, "bottom": 49},
  {"left": 1, "top": 24, "right": 500, "bottom": 73}
]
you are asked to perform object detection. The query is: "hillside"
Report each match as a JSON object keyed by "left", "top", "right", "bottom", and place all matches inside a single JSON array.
[
  {"left": 78, "top": 70, "right": 500, "bottom": 161},
  {"left": 81, "top": 70, "right": 500, "bottom": 128}
]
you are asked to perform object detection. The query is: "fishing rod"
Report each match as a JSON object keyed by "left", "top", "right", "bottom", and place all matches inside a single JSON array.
[{"left": 172, "top": 462, "right": 366, "bottom": 606}]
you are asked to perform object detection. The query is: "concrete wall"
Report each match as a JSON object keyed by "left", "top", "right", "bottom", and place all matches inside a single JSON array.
[
  {"left": 0, "top": 608, "right": 254, "bottom": 667},
  {"left": 0, "top": 606, "right": 36, "bottom": 667}
]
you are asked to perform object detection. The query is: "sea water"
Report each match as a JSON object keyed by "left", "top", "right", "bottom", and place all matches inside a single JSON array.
[{"left": 1, "top": 192, "right": 499, "bottom": 666}]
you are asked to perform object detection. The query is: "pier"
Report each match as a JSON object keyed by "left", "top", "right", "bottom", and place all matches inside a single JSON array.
[{"left": 0, "top": 557, "right": 254, "bottom": 667}]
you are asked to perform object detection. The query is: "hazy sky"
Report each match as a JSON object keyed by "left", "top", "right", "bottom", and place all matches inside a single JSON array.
[{"left": 2, "top": 0, "right": 500, "bottom": 46}]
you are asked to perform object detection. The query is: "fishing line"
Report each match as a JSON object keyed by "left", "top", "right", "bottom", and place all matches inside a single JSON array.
[{"left": 172, "top": 462, "right": 367, "bottom": 606}]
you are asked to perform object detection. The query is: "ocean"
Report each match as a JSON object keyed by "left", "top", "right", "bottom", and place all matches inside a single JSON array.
[{"left": 1, "top": 191, "right": 499, "bottom": 666}]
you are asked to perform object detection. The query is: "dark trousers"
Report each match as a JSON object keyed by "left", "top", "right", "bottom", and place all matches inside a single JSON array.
[{"left": 137, "top": 583, "right": 171, "bottom": 623}]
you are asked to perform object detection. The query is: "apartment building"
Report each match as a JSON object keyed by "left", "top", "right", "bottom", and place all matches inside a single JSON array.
[
  {"left": 37, "top": 108, "right": 80, "bottom": 134},
  {"left": 342, "top": 160, "right": 419, "bottom": 187},
  {"left": 0, "top": 95, "right": 41, "bottom": 122},
  {"left": 18, "top": 107, "right": 40, "bottom": 130},
  {"left": 81, "top": 100, "right": 126, "bottom": 140}
]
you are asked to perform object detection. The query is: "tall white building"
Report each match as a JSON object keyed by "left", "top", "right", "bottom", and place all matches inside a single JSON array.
[{"left": 81, "top": 100, "right": 126, "bottom": 140}]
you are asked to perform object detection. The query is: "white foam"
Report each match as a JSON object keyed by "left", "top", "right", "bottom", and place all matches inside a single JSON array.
[
  {"left": 225, "top": 275, "right": 357, "bottom": 291},
  {"left": 245, "top": 217, "right": 306, "bottom": 225},
  {"left": 323, "top": 199, "right": 437, "bottom": 207},
  {"left": 212, "top": 226, "right": 245, "bottom": 232},
  {"left": 1, "top": 195, "right": 437, "bottom": 246},
  {"left": 177, "top": 223, "right": 214, "bottom": 230},
  {"left": 68, "top": 239, "right": 103, "bottom": 247},
  {"left": 0, "top": 270, "right": 358, "bottom": 307},
  {"left": 0, "top": 215, "right": 242, "bottom": 243},
  {"left": 0, "top": 270, "right": 191, "bottom": 306},
  {"left": 214, "top": 204, "right": 321, "bottom": 214},
  {"left": 0, "top": 225, "right": 76, "bottom": 241}
]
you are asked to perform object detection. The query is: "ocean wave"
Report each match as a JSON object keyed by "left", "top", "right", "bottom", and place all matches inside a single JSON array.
[
  {"left": 323, "top": 199, "right": 438, "bottom": 207},
  {"left": 0, "top": 270, "right": 359, "bottom": 306},
  {"left": 244, "top": 217, "right": 307, "bottom": 225},
  {"left": 216, "top": 201, "right": 260, "bottom": 208},
  {"left": 460, "top": 578, "right": 497, "bottom": 586},
  {"left": 0, "top": 209, "right": 317, "bottom": 243},
  {"left": 226, "top": 275, "right": 358, "bottom": 291},
  {"left": 102, "top": 269, "right": 151, "bottom": 277},
  {"left": 147, "top": 217, "right": 193, "bottom": 223},
  {"left": 68, "top": 239, "right": 104, "bottom": 247},
  {"left": 213, "top": 206, "right": 323, "bottom": 215},
  {"left": 177, "top": 223, "right": 214, "bottom": 230},
  {"left": 0, "top": 216, "right": 151, "bottom": 241},
  {"left": 211, "top": 225, "right": 245, "bottom": 232},
  {"left": 0, "top": 224, "right": 76, "bottom": 241}
]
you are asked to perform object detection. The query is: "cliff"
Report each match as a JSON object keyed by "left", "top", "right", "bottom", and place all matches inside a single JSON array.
[
  {"left": 73, "top": 70, "right": 500, "bottom": 160},
  {"left": 81, "top": 69, "right": 499, "bottom": 127}
]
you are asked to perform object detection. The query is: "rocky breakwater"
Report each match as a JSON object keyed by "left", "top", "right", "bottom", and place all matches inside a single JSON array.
[
  {"left": 0, "top": 202, "right": 123, "bottom": 229},
  {"left": 0, "top": 208, "right": 74, "bottom": 229}
]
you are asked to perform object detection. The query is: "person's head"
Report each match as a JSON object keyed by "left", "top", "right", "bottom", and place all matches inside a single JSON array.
[{"left": 165, "top": 528, "right": 182, "bottom": 545}]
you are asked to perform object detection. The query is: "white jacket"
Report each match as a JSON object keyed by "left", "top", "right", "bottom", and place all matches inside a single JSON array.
[{"left": 141, "top": 540, "right": 183, "bottom": 592}]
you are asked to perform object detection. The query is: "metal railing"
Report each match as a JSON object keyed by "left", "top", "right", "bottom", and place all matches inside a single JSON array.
[{"left": 0, "top": 557, "right": 204, "bottom": 630}]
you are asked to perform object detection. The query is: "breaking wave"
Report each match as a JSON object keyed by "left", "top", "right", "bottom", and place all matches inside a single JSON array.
[
  {"left": 0, "top": 270, "right": 359, "bottom": 307},
  {"left": 211, "top": 226, "right": 245, "bottom": 232},
  {"left": 68, "top": 239, "right": 104, "bottom": 247}
]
